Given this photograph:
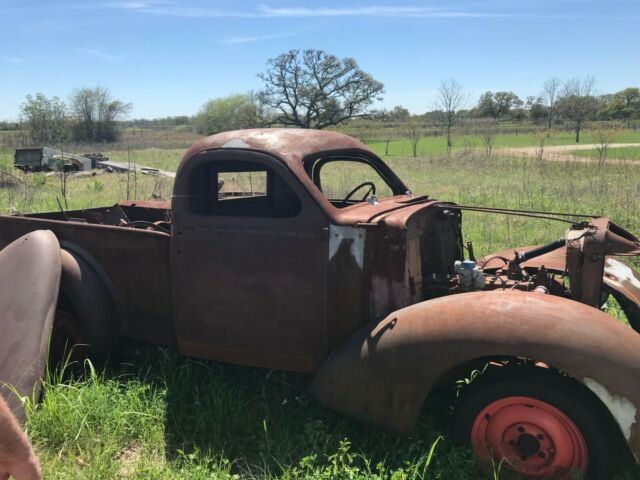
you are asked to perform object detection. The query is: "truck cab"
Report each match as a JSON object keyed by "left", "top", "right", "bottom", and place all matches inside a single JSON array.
[{"left": 171, "top": 129, "right": 463, "bottom": 371}]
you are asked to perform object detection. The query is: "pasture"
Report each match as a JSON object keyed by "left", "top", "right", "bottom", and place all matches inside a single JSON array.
[
  {"left": 572, "top": 146, "right": 640, "bottom": 161},
  {"left": 1, "top": 129, "right": 640, "bottom": 478}
]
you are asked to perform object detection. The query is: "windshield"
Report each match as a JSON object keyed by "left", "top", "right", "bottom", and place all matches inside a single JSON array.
[{"left": 306, "top": 156, "right": 399, "bottom": 208}]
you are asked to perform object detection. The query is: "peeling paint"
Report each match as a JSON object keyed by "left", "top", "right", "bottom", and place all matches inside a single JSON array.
[
  {"left": 603, "top": 257, "right": 640, "bottom": 307},
  {"left": 222, "top": 138, "right": 250, "bottom": 149},
  {"left": 583, "top": 377, "right": 637, "bottom": 440},
  {"left": 329, "top": 225, "right": 365, "bottom": 270}
]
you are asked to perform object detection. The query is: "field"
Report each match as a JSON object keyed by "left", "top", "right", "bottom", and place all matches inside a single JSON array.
[
  {"left": 2, "top": 128, "right": 640, "bottom": 479},
  {"left": 572, "top": 146, "right": 640, "bottom": 161},
  {"left": 354, "top": 126, "right": 640, "bottom": 158}
]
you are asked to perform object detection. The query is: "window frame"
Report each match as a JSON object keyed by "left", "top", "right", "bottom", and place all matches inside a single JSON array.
[
  {"left": 188, "top": 158, "right": 302, "bottom": 218},
  {"left": 304, "top": 152, "right": 408, "bottom": 206}
]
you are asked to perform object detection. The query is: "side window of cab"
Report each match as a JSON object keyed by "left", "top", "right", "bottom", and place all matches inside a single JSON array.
[{"left": 189, "top": 160, "right": 302, "bottom": 218}]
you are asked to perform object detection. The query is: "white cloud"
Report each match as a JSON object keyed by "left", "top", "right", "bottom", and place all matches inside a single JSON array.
[
  {"left": 104, "top": 2, "right": 510, "bottom": 19},
  {"left": 76, "top": 48, "right": 124, "bottom": 61},
  {"left": 257, "top": 4, "right": 506, "bottom": 18},
  {"left": 219, "top": 32, "right": 301, "bottom": 45}
]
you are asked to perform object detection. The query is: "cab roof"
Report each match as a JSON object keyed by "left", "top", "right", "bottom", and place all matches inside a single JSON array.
[
  {"left": 180, "top": 128, "right": 373, "bottom": 170},
  {"left": 176, "top": 128, "right": 415, "bottom": 226}
]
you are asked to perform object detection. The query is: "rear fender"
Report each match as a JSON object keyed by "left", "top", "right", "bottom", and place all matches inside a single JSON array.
[
  {"left": 309, "top": 290, "right": 640, "bottom": 459},
  {"left": 0, "top": 231, "right": 61, "bottom": 422}
]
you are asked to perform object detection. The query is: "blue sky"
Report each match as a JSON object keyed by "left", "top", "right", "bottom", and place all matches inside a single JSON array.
[{"left": 1, "top": 0, "right": 639, "bottom": 120}]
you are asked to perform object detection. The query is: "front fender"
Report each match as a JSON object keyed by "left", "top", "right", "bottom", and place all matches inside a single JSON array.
[{"left": 309, "top": 290, "right": 640, "bottom": 458}]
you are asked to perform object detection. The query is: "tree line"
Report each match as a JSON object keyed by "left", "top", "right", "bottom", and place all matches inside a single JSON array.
[
  {"left": 17, "top": 49, "right": 640, "bottom": 147},
  {"left": 182, "top": 52, "right": 640, "bottom": 146},
  {"left": 19, "top": 87, "right": 131, "bottom": 145}
]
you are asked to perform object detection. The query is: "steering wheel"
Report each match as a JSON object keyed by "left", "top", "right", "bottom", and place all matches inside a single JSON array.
[{"left": 343, "top": 181, "right": 376, "bottom": 203}]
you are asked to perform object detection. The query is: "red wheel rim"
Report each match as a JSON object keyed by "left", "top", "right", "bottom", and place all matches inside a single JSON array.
[{"left": 470, "top": 396, "right": 588, "bottom": 478}]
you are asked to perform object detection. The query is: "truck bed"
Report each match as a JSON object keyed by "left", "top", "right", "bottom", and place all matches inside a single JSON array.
[{"left": 0, "top": 201, "right": 174, "bottom": 346}]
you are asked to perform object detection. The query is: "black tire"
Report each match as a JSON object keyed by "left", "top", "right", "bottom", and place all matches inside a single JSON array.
[
  {"left": 451, "top": 365, "right": 616, "bottom": 479},
  {"left": 59, "top": 250, "right": 121, "bottom": 357},
  {"left": 49, "top": 305, "right": 84, "bottom": 365}
]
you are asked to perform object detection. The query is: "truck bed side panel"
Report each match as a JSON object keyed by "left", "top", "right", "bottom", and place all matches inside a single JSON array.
[{"left": 0, "top": 215, "right": 173, "bottom": 346}]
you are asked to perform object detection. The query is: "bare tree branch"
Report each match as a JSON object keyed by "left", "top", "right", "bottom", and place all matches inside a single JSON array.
[{"left": 433, "top": 79, "right": 466, "bottom": 149}]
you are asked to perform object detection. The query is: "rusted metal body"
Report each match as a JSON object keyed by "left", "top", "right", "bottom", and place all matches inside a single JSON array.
[
  {"left": 1, "top": 128, "right": 640, "bottom": 469},
  {"left": 479, "top": 219, "right": 640, "bottom": 329},
  {"left": 0, "top": 231, "right": 60, "bottom": 422},
  {"left": 0, "top": 206, "right": 173, "bottom": 348},
  {"left": 172, "top": 129, "right": 463, "bottom": 369},
  {"left": 309, "top": 291, "right": 640, "bottom": 449}
]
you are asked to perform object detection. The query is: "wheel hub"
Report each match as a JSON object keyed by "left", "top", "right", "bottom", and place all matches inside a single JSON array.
[
  {"left": 471, "top": 396, "right": 588, "bottom": 478},
  {"left": 515, "top": 433, "right": 541, "bottom": 459}
]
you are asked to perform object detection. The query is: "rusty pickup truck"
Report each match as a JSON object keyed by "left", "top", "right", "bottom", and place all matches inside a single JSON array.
[{"left": 2, "top": 128, "right": 640, "bottom": 479}]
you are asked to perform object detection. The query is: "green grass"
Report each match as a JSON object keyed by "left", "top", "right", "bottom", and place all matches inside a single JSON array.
[
  {"left": 572, "top": 146, "right": 640, "bottom": 161},
  {"left": 28, "top": 353, "right": 474, "bottom": 479},
  {"left": 363, "top": 129, "right": 640, "bottom": 158},
  {"left": 388, "top": 153, "right": 640, "bottom": 256},
  {"left": 0, "top": 168, "right": 173, "bottom": 215},
  {"left": 2, "top": 142, "right": 640, "bottom": 479}
]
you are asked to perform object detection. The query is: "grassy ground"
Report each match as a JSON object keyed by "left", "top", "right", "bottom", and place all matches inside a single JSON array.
[
  {"left": 363, "top": 129, "right": 640, "bottom": 158},
  {"left": 572, "top": 146, "right": 640, "bottom": 161},
  {"left": 2, "top": 136, "right": 640, "bottom": 478}
]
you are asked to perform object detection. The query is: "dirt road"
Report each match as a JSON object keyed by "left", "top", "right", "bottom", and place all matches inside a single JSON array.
[{"left": 500, "top": 142, "right": 640, "bottom": 163}]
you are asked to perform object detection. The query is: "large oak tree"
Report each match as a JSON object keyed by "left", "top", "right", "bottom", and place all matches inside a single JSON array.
[{"left": 257, "top": 49, "right": 384, "bottom": 129}]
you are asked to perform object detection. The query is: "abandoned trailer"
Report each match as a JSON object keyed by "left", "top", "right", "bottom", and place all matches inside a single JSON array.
[
  {"left": 1, "top": 128, "right": 640, "bottom": 479},
  {"left": 13, "top": 147, "right": 107, "bottom": 172}
]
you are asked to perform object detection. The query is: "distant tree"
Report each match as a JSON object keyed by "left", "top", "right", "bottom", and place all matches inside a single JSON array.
[
  {"left": 368, "top": 116, "right": 398, "bottom": 156},
  {"left": 70, "top": 87, "right": 131, "bottom": 142},
  {"left": 595, "top": 94, "right": 613, "bottom": 121},
  {"left": 474, "top": 92, "right": 493, "bottom": 118},
  {"left": 593, "top": 127, "right": 616, "bottom": 165},
  {"left": 480, "top": 122, "right": 497, "bottom": 158},
  {"left": 257, "top": 49, "right": 384, "bottom": 129},
  {"left": 433, "top": 79, "right": 466, "bottom": 149},
  {"left": 533, "top": 128, "right": 547, "bottom": 162},
  {"left": 509, "top": 106, "right": 527, "bottom": 122},
  {"left": 195, "top": 93, "right": 261, "bottom": 135},
  {"left": 404, "top": 118, "right": 423, "bottom": 157},
  {"left": 374, "top": 107, "right": 403, "bottom": 124},
  {"left": 607, "top": 87, "right": 640, "bottom": 124},
  {"left": 526, "top": 96, "right": 548, "bottom": 122},
  {"left": 556, "top": 77, "right": 597, "bottom": 143},
  {"left": 382, "top": 129, "right": 396, "bottom": 156},
  {"left": 475, "top": 91, "right": 523, "bottom": 119},
  {"left": 541, "top": 77, "right": 561, "bottom": 130},
  {"left": 0, "top": 121, "right": 20, "bottom": 131},
  {"left": 388, "top": 105, "right": 410, "bottom": 122},
  {"left": 19, "top": 93, "right": 70, "bottom": 145}
]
